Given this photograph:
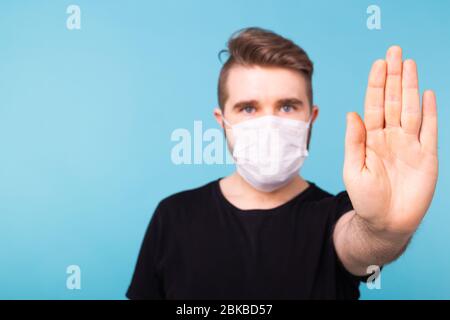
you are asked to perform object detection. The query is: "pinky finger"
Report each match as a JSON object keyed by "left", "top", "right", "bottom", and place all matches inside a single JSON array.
[{"left": 419, "top": 90, "right": 438, "bottom": 155}]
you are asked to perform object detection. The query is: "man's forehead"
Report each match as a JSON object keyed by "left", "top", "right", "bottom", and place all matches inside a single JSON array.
[{"left": 226, "top": 65, "right": 307, "bottom": 103}]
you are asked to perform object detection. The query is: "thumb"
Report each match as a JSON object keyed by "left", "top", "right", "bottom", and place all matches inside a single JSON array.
[{"left": 344, "top": 112, "right": 366, "bottom": 175}]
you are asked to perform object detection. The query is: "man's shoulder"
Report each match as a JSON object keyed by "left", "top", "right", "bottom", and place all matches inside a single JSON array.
[
  {"left": 307, "top": 182, "right": 334, "bottom": 201},
  {"left": 307, "top": 183, "right": 353, "bottom": 217},
  {"left": 157, "top": 179, "right": 218, "bottom": 211},
  {"left": 306, "top": 182, "right": 352, "bottom": 211}
]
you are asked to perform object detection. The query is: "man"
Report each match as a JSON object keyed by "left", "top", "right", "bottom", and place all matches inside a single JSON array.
[{"left": 126, "top": 27, "right": 438, "bottom": 299}]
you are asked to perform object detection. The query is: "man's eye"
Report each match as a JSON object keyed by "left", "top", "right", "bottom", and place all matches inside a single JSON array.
[
  {"left": 281, "top": 104, "right": 295, "bottom": 112},
  {"left": 241, "top": 105, "right": 255, "bottom": 113}
]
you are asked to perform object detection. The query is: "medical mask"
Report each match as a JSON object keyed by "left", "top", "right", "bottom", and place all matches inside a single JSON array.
[{"left": 223, "top": 115, "right": 311, "bottom": 192}]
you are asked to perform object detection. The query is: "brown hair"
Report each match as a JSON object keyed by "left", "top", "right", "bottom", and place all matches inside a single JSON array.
[{"left": 218, "top": 27, "right": 314, "bottom": 111}]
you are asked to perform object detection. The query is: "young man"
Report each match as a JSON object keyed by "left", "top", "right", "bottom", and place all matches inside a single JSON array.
[{"left": 127, "top": 28, "right": 438, "bottom": 299}]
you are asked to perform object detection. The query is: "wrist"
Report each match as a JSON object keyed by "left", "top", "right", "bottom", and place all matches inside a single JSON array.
[{"left": 353, "top": 212, "right": 413, "bottom": 244}]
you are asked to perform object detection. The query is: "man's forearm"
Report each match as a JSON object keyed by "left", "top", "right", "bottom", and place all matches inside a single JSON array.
[{"left": 333, "top": 210, "right": 412, "bottom": 276}]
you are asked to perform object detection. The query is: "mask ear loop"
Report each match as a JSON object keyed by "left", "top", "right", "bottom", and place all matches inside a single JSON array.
[
  {"left": 305, "top": 114, "right": 314, "bottom": 129},
  {"left": 221, "top": 115, "right": 233, "bottom": 129},
  {"left": 304, "top": 114, "right": 314, "bottom": 155}
]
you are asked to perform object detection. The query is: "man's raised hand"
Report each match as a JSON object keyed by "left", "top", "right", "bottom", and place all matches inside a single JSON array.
[{"left": 343, "top": 46, "right": 438, "bottom": 235}]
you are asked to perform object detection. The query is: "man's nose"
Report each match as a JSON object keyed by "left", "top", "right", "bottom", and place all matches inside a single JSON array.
[{"left": 261, "top": 107, "right": 276, "bottom": 116}]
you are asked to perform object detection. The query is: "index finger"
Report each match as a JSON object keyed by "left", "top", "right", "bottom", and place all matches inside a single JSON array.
[{"left": 364, "top": 59, "right": 386, "bottom": 131}]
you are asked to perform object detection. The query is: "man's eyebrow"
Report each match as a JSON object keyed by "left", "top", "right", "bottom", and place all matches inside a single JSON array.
[
  {"left": 277, "top": 98, "right": 304, "bottom": 106},
  {"left": 232, "top": 100, "right": 259, "bottom": 110}
]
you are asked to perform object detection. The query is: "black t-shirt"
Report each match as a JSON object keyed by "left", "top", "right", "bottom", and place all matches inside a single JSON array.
[{"left": 126, "top": 179, "right": 366, "bottom": 300}]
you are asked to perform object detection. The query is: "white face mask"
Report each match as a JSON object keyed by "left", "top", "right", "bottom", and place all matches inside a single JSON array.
[{"left": 223, "top": 115, "right": 311, "bottom": 192}]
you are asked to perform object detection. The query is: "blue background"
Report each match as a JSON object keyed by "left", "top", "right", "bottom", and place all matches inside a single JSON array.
[{"left": 0, "top": 0, "right": 448, "bottom": 299}]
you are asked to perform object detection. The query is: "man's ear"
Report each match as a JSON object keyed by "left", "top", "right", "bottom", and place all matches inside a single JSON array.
[
  {"left": 311, "top": 105, "right": 319, "bottom": 124},
  {"left": 306, "top": 105, "right": 319, "bottom": 150},
  {"left": 213, "top": 107, "right": 224, "bottom": 129}
]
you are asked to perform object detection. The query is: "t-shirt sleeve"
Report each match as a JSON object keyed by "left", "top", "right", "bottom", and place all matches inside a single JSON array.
[
  {"left": 126, "top": 203, "right": 165, "bottom": 300},
  {"left": 332, "top": 190, "right": 377, "bottom": 284},
  {"left": 334, "top": 190, "right": 353, "bottom": 218}
]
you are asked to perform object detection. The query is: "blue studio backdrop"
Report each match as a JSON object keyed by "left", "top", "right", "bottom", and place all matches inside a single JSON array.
[{"left": 0, "top": 0, "right": 449, "bottom": 299}]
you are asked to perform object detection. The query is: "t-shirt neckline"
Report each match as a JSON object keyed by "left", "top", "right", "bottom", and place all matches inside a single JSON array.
[{"left": 214, "top": 177, "right": 316, "bottom": 215}]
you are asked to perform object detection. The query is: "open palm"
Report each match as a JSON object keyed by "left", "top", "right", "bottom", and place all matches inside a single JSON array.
[{"left": 344, "top": 46, "right": 438, "bottom": 235}]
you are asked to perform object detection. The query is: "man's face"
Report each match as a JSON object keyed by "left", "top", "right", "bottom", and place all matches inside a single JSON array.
[{"left": 214, "top": 65, "right": 319, "bottom": 150}]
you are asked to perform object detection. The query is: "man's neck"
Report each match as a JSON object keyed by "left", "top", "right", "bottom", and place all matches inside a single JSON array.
[{"left": 219, "top": 172, "right": 310, "bottom": 210}]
